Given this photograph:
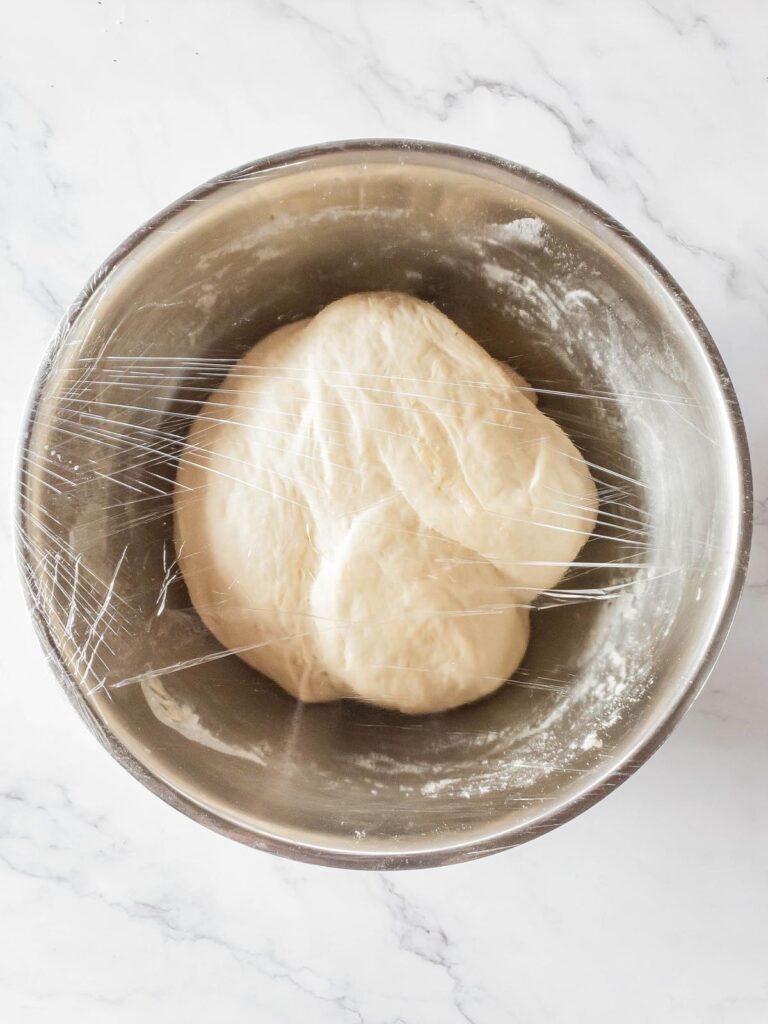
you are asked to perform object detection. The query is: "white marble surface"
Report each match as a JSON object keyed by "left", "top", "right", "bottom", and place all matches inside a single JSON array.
[{"left": 2, "top": 1, "right": 767, "bottom": 1020}]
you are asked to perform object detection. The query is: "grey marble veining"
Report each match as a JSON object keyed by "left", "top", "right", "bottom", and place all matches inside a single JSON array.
[{"left": 1, "top": 1, "right": 766, "bottom": 1020}]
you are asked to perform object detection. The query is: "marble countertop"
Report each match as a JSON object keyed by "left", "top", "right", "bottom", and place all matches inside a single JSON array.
[{"left": 2, "top": 1, "right": 766, "bottom": 1020}]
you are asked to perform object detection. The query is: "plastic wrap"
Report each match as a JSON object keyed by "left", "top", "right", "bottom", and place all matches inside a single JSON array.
[{"left": 16, "top": 142, "right": 747, "bottom": 866}]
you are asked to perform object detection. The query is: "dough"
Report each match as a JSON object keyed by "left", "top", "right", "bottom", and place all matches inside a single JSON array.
[{"left": 174, "top": 292, "right": 597, "bottom": 714}]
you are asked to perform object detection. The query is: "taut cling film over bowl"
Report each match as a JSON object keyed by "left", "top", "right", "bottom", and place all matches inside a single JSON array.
[{"left": 17, "top": 141, "right": 751, "bottom": 868}]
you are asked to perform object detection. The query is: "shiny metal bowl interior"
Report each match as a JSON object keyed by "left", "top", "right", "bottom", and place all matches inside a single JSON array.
[{"left": 18, "top": 141, "right": 751, "bottom": 867}]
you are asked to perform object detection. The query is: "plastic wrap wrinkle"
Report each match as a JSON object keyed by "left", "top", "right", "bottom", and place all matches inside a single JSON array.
[{"left": 21, "top": 344, "right": 667, "bottom": 715}]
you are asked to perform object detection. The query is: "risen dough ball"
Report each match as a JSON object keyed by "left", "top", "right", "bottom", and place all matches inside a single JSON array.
[{"left": 174, "top": 292, "right": 597, "bottom": 714}]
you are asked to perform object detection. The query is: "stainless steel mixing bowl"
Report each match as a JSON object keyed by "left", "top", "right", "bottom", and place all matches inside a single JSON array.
[{"left": 17, "top": 140, "right": 751, "bottom": 868}]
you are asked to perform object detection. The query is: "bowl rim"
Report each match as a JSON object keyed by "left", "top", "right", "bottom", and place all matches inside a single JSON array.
[{"left": 16, "top": 138, "right": 753, "bottom": 869}]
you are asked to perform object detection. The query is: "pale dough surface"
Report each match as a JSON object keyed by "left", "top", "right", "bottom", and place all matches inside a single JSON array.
[{"left": 174, "top": 292, "right": 597, "bottom": 713}]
